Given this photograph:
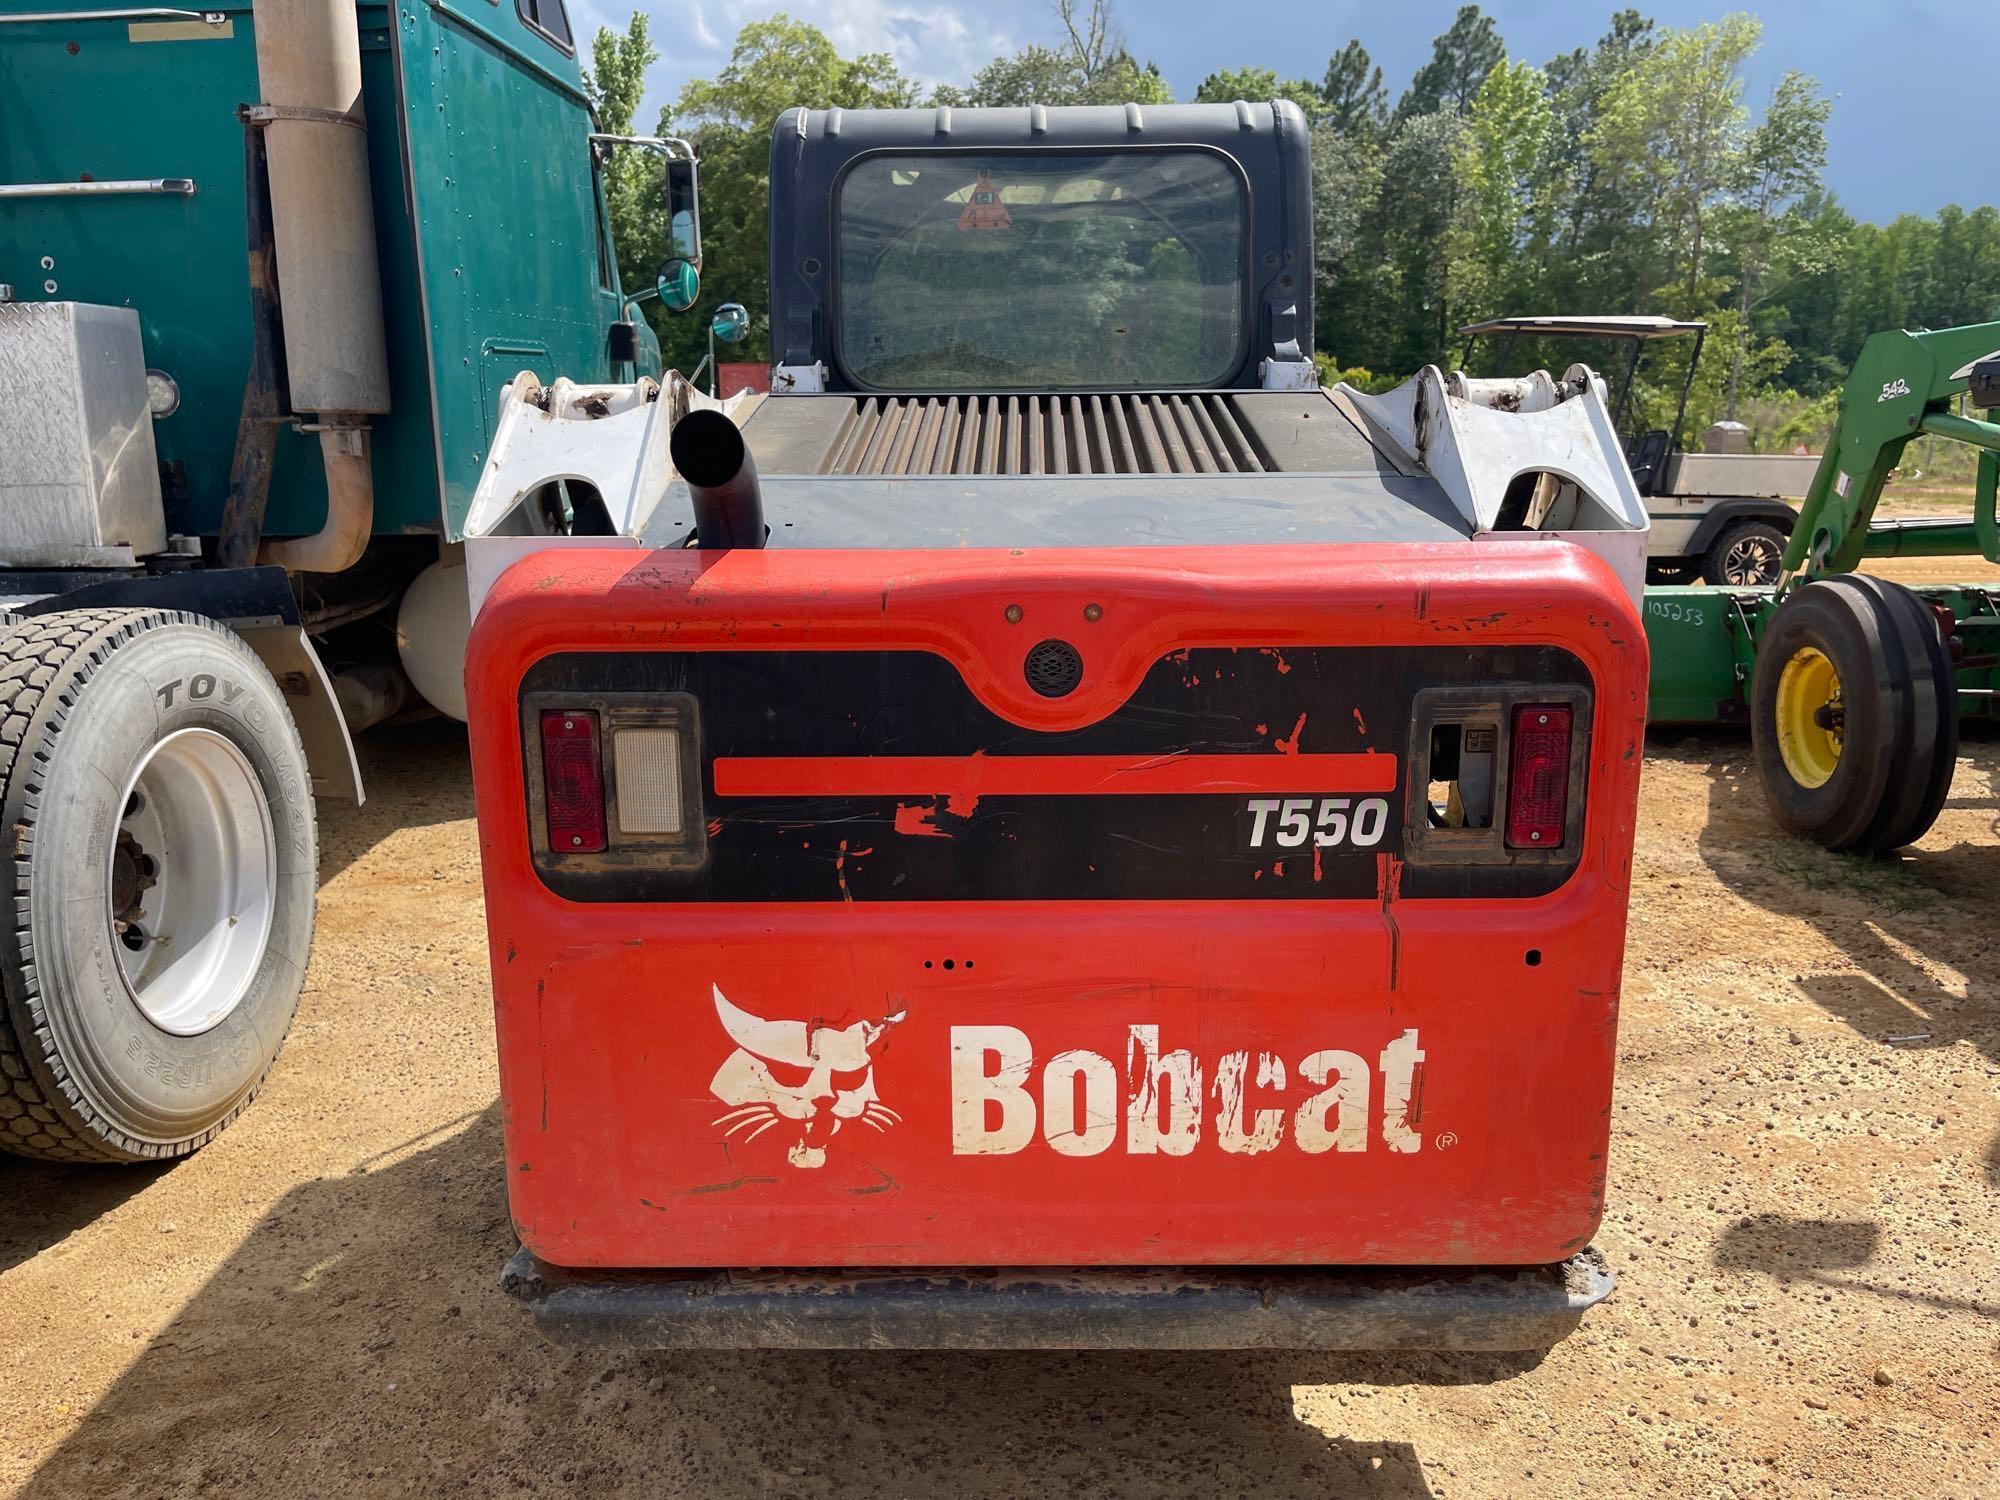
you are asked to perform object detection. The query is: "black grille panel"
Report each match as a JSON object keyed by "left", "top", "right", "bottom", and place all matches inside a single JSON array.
[{"left": 818, "top": 394, "right": 1275, "bottom": 477}]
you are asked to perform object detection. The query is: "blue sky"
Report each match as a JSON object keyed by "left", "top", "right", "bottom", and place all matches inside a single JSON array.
[{"left": 566, "top": 0, "right": 1995, "bottom": 225}]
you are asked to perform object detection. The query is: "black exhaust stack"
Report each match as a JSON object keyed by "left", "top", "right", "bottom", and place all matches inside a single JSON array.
[{"left": 669, "top": 408, "right": 766, "bottom": 549}]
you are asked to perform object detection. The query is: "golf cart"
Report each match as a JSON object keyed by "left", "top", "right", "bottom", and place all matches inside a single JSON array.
[{"left": 1461, "top": 316, "right": 1817, "bottom": 585}]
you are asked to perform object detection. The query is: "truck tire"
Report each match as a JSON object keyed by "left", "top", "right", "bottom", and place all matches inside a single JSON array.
[
  {"left": 1701, "top": 520, "right": 1787, "bottom": 586},
  {"left": 0, "top": 610, "right": 317, "bottom": 1162},
  {"left": 1750, "top": 577, "right": 1953, "bottom": 855}
]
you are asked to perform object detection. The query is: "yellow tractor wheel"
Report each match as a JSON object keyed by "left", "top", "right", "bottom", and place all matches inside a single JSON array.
[
  {"left": 1750, "top": 577, "right": 1956, "bottom": 854},
  {"left": 1771, "top": 645, "right": 1842, "bottom": 789}
]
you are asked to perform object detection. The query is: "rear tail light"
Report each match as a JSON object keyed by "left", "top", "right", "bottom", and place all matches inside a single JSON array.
[
  {"left": 541, "top": 710, "right": 607, "bottom": 852},
  {"left": 1505, "top": 704, "right": 1573, "bottom": 849}
]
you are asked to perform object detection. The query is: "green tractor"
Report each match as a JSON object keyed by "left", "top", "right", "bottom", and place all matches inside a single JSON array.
[
  {"left": 0, "top": 0, "right": 710, "bottom": 1162},
  {"left": 1644, "top": 321, "right": 2000, "bottom": 854}
]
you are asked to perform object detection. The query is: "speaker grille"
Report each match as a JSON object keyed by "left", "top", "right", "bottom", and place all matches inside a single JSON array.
[{"left": 1024, "top": 639, "right": 1083, "bottom": 698}]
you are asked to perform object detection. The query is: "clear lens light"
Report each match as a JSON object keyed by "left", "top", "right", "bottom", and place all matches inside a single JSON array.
[
  {"left": 145, "top": 369, "right": 180, "bottom": 419},
  {"left": 614, "top": 727, "right": 684, "bottom": 834}
]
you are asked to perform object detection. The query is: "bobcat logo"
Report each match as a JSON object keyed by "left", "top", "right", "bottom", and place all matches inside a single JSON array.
[{"left": 708, "top": 986, "right": 904, "bottom": 1169}]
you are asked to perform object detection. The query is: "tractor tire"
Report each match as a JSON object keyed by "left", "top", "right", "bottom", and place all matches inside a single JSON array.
[
  {"left": 0, "top": 610, "right": 317, "bottom": 1163},
  {"left": 1749, "top": 577, "right": 1954, "bottom": 855},
  {"left": 1701, "top": 520, "right": 1787, "bottom": 586},
  {"left": 1860, "top": 578, "right": 1958, "bottom": 852}
]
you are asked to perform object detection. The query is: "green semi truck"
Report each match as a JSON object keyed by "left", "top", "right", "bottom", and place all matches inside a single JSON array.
[
  {"left": 0, "top": 0, "right": 705, "bottom": 1161},
  {"left": 1644, "top": 321, "right": 2000, "bottom": 854}
]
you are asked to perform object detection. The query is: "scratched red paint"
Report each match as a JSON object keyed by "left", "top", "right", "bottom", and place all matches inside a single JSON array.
[
  {"left": 892, "top": 802, "right": 950, "bottom": 837},
  {"left": 466, "top": 542, "right": 1648, "bottom": 1270},
  {"left": 1274, "top": 713, "right": 1307, "bottom": 755}
]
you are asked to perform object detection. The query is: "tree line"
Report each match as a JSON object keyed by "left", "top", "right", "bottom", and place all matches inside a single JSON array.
[{"left": 587, "top": 2, "right": 2000, "bottom": 456}]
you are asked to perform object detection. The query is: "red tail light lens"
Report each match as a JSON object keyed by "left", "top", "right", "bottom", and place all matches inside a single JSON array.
[
  {"left": 540, "top": 710, "right": 606, "bottom": 853},
  {"left": 1505, "top": 704, "right": 1573, "bottom": 849}
]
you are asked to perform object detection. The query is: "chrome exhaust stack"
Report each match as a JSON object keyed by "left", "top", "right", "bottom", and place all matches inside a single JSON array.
[{"left": 249, "top": 0, "right": 390, "bottom": 573}]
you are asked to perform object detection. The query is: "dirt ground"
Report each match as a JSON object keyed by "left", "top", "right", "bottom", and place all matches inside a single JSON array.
[{"left": 3, "top": 712, "right": 1997, "bottom": 1499}]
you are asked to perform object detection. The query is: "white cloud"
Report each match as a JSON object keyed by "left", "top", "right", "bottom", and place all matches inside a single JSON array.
[
  {"left": 709, "top": 0, "right": 1017, "bottom": 90},
  {"left": 568, "top": 0, "right": 1029, "bottom": 127}
]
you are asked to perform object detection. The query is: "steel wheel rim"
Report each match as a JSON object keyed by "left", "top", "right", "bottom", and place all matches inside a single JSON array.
[
  {"left": 1774, "top": 646, "right": 1842, "bottom": 790},
  {"left": 1723, "top": 533, "right": 1781, "bottom": 584},
  {"left": 109, "top": 728, "right": 277, "bottom": 1037}
]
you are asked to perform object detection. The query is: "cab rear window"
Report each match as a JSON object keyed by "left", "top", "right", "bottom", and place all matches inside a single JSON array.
[{"left": 837, "top": 150, "right": 1248, "bottom": 391}]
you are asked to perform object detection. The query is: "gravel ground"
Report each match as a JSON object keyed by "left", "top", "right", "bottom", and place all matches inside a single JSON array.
[{"left": 2, "top": 717, "right": 1996, "bottom": 1499}]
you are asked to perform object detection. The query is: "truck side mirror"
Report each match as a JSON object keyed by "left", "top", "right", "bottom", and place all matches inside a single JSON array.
[
  {"left": 665, "top": 155, "right": 701, "bottom": 271},
  {"left": 710, "top": 303, "right": 750, "bottom": 345},
  {"left": 655, "top": 259, "right": 700, "bottom": 314}
]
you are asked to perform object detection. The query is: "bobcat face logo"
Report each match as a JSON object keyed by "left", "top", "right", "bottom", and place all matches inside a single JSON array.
[{"left": 708, "top": 986, "right": 904, "bottom": 1169}]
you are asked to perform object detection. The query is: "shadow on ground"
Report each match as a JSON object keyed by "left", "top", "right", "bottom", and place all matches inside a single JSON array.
[
  {"left": 1714, "top": 1213, "right": 1998, "bottom": 1325},
  {"left": 1679, "top": 730, "right": 1999, "bottom": 1069},
  {"left": 0, "top": 1158, "right": 171, "bottom": 1278},
  {"left": 1672, "top": 724, "right": 2000, "bottom": 1224},
  {"left": 315, "top": 716, "right": 474, "bottom": 887},
  {"left": 14, "top": 1103, "right": 1541, "bottom": 1497}
]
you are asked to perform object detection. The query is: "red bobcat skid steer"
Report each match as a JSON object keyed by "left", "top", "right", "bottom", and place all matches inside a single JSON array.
[{"left": 462, "top": 103, "right": 1650, "bottom": 1351}]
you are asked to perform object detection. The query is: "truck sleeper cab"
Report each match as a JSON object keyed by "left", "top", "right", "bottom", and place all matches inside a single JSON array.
[
  {"left": 465, "top": 104, "right": 1651, "bottom": 1351},
  {"left": 0, "top": 0, "right": 686, "bottom": 1166}
]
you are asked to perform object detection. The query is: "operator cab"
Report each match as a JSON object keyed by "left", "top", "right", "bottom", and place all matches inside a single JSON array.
[{"left": 622, "top": 107, "right": 1640, "bottom": 566}]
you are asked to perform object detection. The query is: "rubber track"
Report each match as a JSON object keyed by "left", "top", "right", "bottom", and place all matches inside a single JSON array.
[{"left": 0, "top": 609, "right": 307, "bottom": 1162}]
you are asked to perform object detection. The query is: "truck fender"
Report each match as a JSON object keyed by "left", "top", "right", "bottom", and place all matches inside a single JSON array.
[
  {"left": 9, "top": 565, "right": 363, "bottom": 803},
  {"left": 1683, "top": 499, "right": 1798, "bottom": 558}
]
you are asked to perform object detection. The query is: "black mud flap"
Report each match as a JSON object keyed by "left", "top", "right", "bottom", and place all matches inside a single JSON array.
[{"left": 501, "top": 1249, "right": 1613, "bottom": 1352}]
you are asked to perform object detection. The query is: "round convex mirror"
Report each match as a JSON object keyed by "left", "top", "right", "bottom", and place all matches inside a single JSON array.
[
  {"left": 710, "top": 302, "right": 750, "bottom": 345},
  {"left": 656, "top": 258, "right": 700, "bottom": 313}
]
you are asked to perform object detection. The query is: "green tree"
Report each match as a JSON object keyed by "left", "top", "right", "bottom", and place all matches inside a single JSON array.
[
  {"left": 1396, "top": 6, "right": 1505, "bottom": 122},
  {"left": 1448, "top": 60, "right": 1565, "bottom": 323},
  {"left": 1922, "top": 204, "right": 2000, "bottom": 327},
  {"left": 1373, "top": 112, "right": 1468, "bottom": 368},
  {"left": 584, "top": 14, "right": 664, "bottom": 316},
  {"left": 936, "top": 0, "right": 1173, "bottom": 108},
  {"left": 1541, "top": 9, "right": 1655, "bottom": 310},
  {"left": 1319, "top": 40, "right": 1387, "bottom": 141},
  {"left": 653, "top": 14, "right": 917, "bottom": 370},
  {"left": 1590, "top": 14, "right": 1760, "bottom": 307},
  {"left": 1715, "top": 70, "right": 1832, "bottom": 415},
  {"left": 1310, "top": 126, "right": 1390, "bottom": 368},
  {"left": 1193, "top": 65, "right": 1321, "bottom": 119}
]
